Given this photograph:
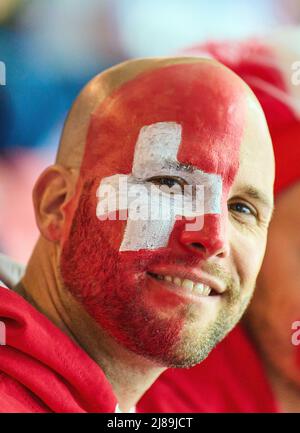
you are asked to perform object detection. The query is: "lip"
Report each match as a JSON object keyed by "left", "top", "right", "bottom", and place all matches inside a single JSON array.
[
  {"left": 147, "top": 265, "right": 226, "bottom": 295},
  {"left": 146, "top": 273, "right": 222, "bottom": 307}
]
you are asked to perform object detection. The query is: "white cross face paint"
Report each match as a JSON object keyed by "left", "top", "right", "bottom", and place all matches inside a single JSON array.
[{"left": 96, "top": 122, "right": 223, "bottom": 251}]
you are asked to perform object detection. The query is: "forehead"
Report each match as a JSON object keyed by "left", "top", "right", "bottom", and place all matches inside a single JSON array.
[
  {"left": 231, "top": 97, "right": 274, "bottom": 205},
  {"left": 81, "top": 62, "right": 247, "bottom": 183}
]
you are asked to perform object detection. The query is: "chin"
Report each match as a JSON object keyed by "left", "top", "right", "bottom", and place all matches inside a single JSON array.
[
  {"left": 143, "top": 333, "right": 219, "bottom": 369},
  {"left": 162, "top": 349, "right": 211, "bottom": 369},
  {"left": 127, "top": 319, "right": 231, "bottom": 369}
]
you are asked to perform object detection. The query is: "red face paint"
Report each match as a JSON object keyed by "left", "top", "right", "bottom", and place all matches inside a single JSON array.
[{"left": 60, "top": 62, "right": 247, "bottom": 364}]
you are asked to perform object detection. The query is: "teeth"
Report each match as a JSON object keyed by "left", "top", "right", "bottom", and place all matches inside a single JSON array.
[
  {"left": 194, "top": 283, "right": 211, "bottom": 296},
  {"left": 204, "top": 286, "right": 211, "bottom": 296},
  {"left": 159, "top": 274, "right": 211, "bottom": 296},
  {"left": 182, "top": 279, "right": 194, "bottom": 290},
  {"left": 173, "top": 277, "right": 182, "bottom": 287}
]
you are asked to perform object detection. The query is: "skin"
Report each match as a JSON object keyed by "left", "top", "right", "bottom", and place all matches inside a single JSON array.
[
  {"left": 245, "top": 182, "right": 300, "bottom": 412},
  {"left": 184, "top": 40, "right": 300, "bottom": 413},
  {"left": 18, "top": 57, "right": 274, "bottom": 411}
]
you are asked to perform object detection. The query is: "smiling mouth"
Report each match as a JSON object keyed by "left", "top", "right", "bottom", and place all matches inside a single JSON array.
[{"left": 147, "top": 272, "right": 220, "bottom": 297}]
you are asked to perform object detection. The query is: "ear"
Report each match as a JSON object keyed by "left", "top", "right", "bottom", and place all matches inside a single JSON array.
[{"left": 33, "top": 165, "right": 78, "bottom": 242}]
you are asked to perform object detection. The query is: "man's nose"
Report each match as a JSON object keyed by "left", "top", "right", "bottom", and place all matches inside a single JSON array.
[{"left": 179, "top": 213, "right": 229, "bottom": 259}]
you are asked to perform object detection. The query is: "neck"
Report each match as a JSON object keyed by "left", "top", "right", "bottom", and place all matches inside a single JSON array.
[{"left": 21, "top": 237, "right": 165, "bottom": 412}]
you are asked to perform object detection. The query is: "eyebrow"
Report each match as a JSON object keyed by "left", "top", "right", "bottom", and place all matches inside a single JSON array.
[
  {"left": 164, "top": 160, "right": 195, "bottom": 173},
  {"left": 163, "top": 162, "right": 274, "bottom": 214},
  {"left": 241, "top": 185, "right": 274, "bottom": 213}
]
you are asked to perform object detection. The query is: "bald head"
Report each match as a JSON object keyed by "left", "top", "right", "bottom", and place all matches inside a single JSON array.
[{"left": 56, "top": 56, "right": 268, "bottom": 171}]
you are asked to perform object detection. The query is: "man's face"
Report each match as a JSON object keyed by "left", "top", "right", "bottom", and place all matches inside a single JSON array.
[
  {"left": 60, "top": 61, "right": 274, "bottom": 367},
  {"left": 247, "top": 182, "right": 300, "bottom": 386}
]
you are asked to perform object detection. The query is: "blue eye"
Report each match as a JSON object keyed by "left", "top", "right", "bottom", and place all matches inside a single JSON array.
[{"left": 229, "top": 202, "right": 256, "bottom": 216}]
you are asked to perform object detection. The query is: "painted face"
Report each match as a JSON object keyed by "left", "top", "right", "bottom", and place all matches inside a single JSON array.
[
  {"left": 247, "top": 181, "right": 300, "bottom": 386},
  {"left": 60, "top": 61, "right": 274, "bottom": 367},
  {"left": 96, "top": 120, "right": 224, "bottom": 251}
]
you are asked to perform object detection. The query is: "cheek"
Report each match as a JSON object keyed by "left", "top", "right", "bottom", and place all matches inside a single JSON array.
[
  {"left": 98, "top": 216, "right": 128, "bottom": 251},
  {"left": 231, "top": 229, "right": 267, "bottom": 294},
  {"left": 63, "top": 175, "right": 126, "bottom": 251}
]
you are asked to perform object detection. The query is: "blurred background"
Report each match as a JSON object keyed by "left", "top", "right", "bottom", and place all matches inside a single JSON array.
[{"left": 0, "top": 0, "right": 299, "bottom": 263}]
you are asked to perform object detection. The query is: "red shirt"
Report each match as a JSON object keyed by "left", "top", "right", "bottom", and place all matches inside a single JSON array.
[
  {"left": 138, "top": 325, "right": 279, "bottom": 413},
  {"left": 0, "top": 283, "right": 279, "bottom": 413},
  {"left": 0, "top": 285, "right": 116, "bottom": 413}
]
